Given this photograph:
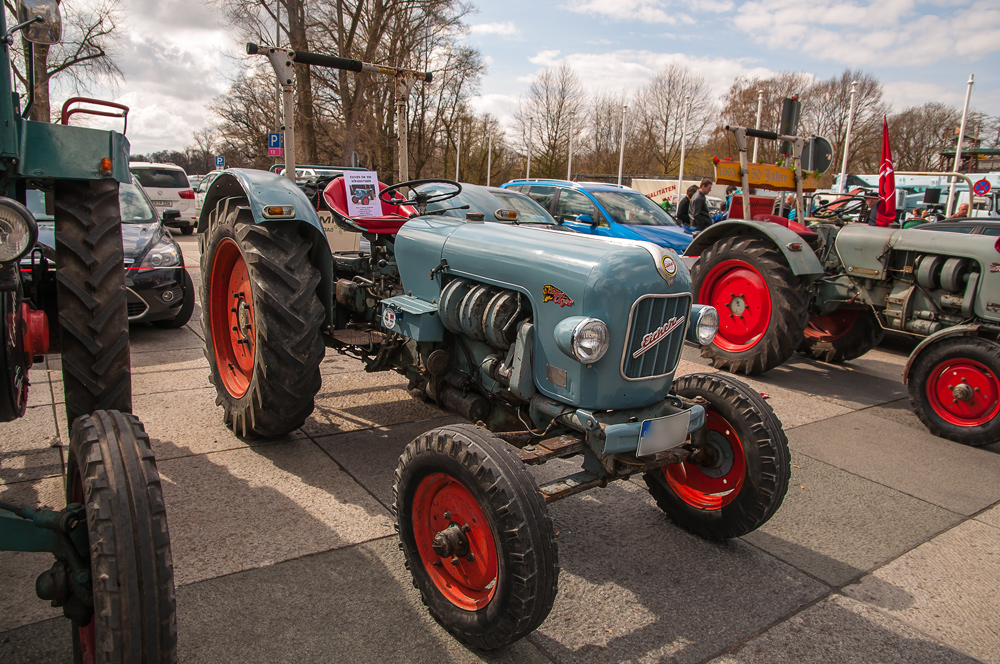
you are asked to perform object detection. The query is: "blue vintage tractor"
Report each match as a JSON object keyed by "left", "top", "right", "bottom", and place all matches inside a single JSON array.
[{"left": 195, "top": 45, "right": 791, "bottom": 649}]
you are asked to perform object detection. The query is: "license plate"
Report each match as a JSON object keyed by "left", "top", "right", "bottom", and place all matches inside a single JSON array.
[
  {"left": 152, "top": 200, "right": 173, "bottom": 206},
  {"left": 637, "top": 410, "right": 692, "bottom": 457}
]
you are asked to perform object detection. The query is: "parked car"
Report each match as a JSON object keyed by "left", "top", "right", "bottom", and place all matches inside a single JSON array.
[
  {"left": 194, "top": 169, "right": 225, "bottom": 219},
  {"left": 501, "top": 179, "right": 694, "bottom": 252},
  {"left": 912, "top": 218, "right": 1000, "bottom": 236},
  {"left": 130, "top": 161, "right": 197, "bottom": 234},
  {"left": 22, "top": 176, "right": 195, "bottom": 331},
  {"left": 417, "top": 181, "right": 562, "bottom": 226}
]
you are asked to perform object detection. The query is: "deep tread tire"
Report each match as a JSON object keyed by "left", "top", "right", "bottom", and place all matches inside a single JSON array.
[
  {"left": 0, "top": 283, "right": 29, "bottom": 421},
  {"left": 907, "top": 337, "right": 1000, "bottom": 446},
  {"left": 67, "top": 410, "right": 177, "bottom": 664},
  {"left": 798, "top": 308, "right": 884, "bottom": 363},
  {"left": 200, "top": 199, "right": 325, "bottom": 437},
  {"left": 152, "top": 269, "right": 195, "bottom": 329},
  {"left": 54, "top": 179, "right": 132, "bottom": 426},
  {"left": 393, "top": 424, "right": 559, "bottom": 649},
  {"left": 644, "top": 373, "right": 791, "bottom": 540},
  {"left": 692, "top": 236, "right": 808, "bottom": 374}
]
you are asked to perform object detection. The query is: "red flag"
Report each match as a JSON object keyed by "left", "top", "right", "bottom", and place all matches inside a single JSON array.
[{"left": 877, "top": 116, "right": 896, "bottom": 226}]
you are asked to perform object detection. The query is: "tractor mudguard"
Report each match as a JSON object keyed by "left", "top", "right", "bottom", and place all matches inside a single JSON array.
[
  {"left": 902, "top": 324, "right": 983, "bottom": 384},
  {"left": 683, "top": 219, "right": 824, "bottom": 279}
]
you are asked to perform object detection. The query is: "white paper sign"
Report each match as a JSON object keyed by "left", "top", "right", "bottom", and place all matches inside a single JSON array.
[{"left": 343, "top": 170, "right": 380, "bottom": 217}]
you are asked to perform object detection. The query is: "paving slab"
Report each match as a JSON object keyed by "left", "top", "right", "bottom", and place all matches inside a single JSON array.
[
  {"left": 710, "top": 594, "right": 979, "bottom": 664},
  {"left": 525, "top": 468, "right": 826, "bottom": 664},
  {"left": 843, "top": 518, "right": 1000, "bottom": 664},
  {"left": 0, "top": 617, "right": 71, "bottom": 663},
  {"left": 0, "top": 477, "right": 67, "bottom": 632},
  {"left": 1, "top": 403, "right": 62, "bottom": 454},
  {"left": 976, "top": 503, "right": 1000, "bottom": 529},
  {"left": 157, "top": 440, "right": 394, "bottom": 586},
  {"left": 313, "top": 414, "right": 464, "bottom": 508},
  {"left": 788, "top": 410, "right": 1000, "bottom": 515},
  {"left": 129, "top": 345, "right": 208, "bottom": 373},
  {"left": 129, "top": 324, "right": 204, "bottom": 352},
  {"left": 132, "top": 367, "right": 213, "bottom": 396},
  {"left": 174, "top": 537, "right": 548, "bottom": 664},
  {"left": 0, "top": 446, "right": 63, "bottom": 485},
  {"left": 744, "top": 452, "right": 961, "bottom": 586}
]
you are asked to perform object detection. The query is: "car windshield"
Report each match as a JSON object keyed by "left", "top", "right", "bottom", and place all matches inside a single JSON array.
[
  {"left": 131, "top": 168, "right": 189, "bottom": 189},
  {"left": 492, "top": 192, "right": 556, "bottom": 224},
  {"left": 419, "top": 184, "right": 556, "bottom": 225},
  {"left": 24, "top": 180, "right": 158, "bottom": 224},
  {"left": 591, "top": 190, "right": 678, "bottom": 226}
]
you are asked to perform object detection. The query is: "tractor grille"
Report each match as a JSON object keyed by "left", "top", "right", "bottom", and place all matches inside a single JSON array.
[{"left": 620, "top": 293, "right": 690, "bottom": 380}]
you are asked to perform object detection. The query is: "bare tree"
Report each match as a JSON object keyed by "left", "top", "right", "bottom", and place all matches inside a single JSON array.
[
  {"left": 578, "top": 91, "right": 628, "bottom": 176},
  {"left": 207, "top": 67, "right": 277, "bottom": 168},
  {"left": 633, "top": 64, "right": 715, "bottom": 176},
  {"left": 805, "top": 70, "right": 889, "bottom": 174},
  {"left": 717, "top": 71, "right": 813, "bottom": 165},
  {"left": 889, "top": 103, "right": 961, "bottom": 172},
  {"left": 512, "top": 62, "right": 585, "bottom": 179}
]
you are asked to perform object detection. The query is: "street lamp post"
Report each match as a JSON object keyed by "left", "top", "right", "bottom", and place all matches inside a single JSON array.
[
  {"left": 526, "top": 118, "right": 533, "bottom": 179},
  {"left": 838, "top": 81, "right": 858, "bottom": 194},
  {"left": 617, "top": 104, "right": 628, "bottom": 185},
  {"left": 487, "top": 132, "right": 492, "bottom": 187},
  {"left": 752, "top": 89, "right": 763, "bottom": 163},
  {"left": 567, "top": 112, "right": 575, "bottom": 181},
  {"left": 946, "top": 74, "right": 975, "bottom": 215},
  {"left": 676, "top": 95, "right": 690, "bottom": 203},
  {"left": 455, "top": 124, "right": 461, "bottom": 182}
]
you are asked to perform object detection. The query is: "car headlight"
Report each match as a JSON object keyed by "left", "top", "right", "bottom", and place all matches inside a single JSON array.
[
  {"left": 140, "top": 238, "right": 182, "bottom": 268},
  {"left": 686, "top": 305, "right": 718, "bottom": 345},
  {"left": 554, "top": 317, "right": 610, "bottom": 364},
  {"left": 0, "top": 197, "right": 38, "bottom": 264}
]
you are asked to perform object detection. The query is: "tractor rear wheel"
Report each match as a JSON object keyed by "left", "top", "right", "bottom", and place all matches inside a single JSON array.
[
  {"left": 798, "top": 308, "right": 884, "bottom": 363},
  {"left": 394, "top": 424, "right": 559, "bottom": 649},
  {"left": 908, "top": 336, "right": 1000, "bottom": 446},
  {"left": 67, "top": 410, "right": 176, "bottom": 664},
  {"left": 644, "top": 373, "right": 790, "bottom": 540},
  {"left": 54, "top": 179, "right": 132, "bottom": 427},
  {"left": 201, "top": 199, "right": 325, "bottom": 437},
  {"left": 691, "top": 236, "right": 808, "bottom": 374}
]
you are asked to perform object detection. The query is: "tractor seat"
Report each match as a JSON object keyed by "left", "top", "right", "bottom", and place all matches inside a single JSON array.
[
  {"left": 322, "top": 176, "right": 415, "bottom": 235},
  {"left": 753, "top": 214, "right": 819, "bottom": 239}
]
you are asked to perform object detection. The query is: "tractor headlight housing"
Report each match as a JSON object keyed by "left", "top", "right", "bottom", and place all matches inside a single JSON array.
[
  {"left": 686, "top": 305, "right": 718, "bottom": 345},
  {"left": 555, "top": 316, "right": 610, "bottom": 364},
  {"left": 0, "top": 197, "right": 38, "bottom": 264}
]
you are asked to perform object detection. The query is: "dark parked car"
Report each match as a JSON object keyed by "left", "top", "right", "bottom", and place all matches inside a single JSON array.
[
  {"left": 912, "top": 218, "right": 1000, "bottom": 236},
  {"left": 22, "top": 177, "right": 195, "bottom": 332}
]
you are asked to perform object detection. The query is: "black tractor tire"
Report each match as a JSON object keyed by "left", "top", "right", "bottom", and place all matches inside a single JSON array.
[
  {"left": 0, "top": 284, "right": 29, "bottom": 422},
  {"left": 644, "top": 373, "right": 791, "bottom": 540},
  {"left": 66, "top": 410, "right": 176, "bottom": 664},
  {"left": 200, "top": 199, "right": 325, "bottom": 437},
  {"left": 54, "top": 179, "right": 132, "bottom": 427},
  {"left": 152, "top": 269, "right": 195, "bottom": 329},
  {"left": 394, "top": 424, "right": 559, "bottom": 649},
  {"left": 798, "top": 308, "right": 884, "bottom": 363},
  {"left": 907, "top": 336, "right": 1000, "bottom": 446},
  {"left": 691, "top": 235, "right": 808, "bottom": 374}
]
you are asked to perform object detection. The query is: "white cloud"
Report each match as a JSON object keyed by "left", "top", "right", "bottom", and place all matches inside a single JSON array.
[
  {"left": 469, "top": 21, "right": 522, "bottom": 38},
  {"left": 563, "top": 0, "right": 733, "bottom": 22},
  {"left": 469, "top": 93, "right": 520, "bottom": 129},
  {"left": 529, "top": 50, "right": 562, "bottom": 66}
]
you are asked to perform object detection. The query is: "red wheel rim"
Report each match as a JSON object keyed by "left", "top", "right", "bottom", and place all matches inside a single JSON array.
[
  {"left": 209, "top": 238, "right": 254, "bottom": 398},
  {"left": 926, "top": 358, "right": 1000, "bottom": 427},
  {"left": 804, "top": 309, "right": 859, "bottom": 343},
  {"left": 69, "top": 468, "right": 96, "bottom": 664},
  {"left": 663, "top": 411, "right": 746, "bottom": 510},
  {"left": 699, "top": 260, "right": 772, "bottom": 352},
  {"left": 411, "top": 472, "right": 499, "bottom": 611}
]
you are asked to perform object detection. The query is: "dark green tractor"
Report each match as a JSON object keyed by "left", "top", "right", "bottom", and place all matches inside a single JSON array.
[{"left": 0, "top": 1, "right": 176, "bottom": 661}]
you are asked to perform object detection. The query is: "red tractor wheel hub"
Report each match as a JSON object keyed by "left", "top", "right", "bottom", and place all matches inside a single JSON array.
[
  {"left": 926, "top": 358, "right": 1000, "bottom": 427},
  {"left": 699, "top": 260, "right": 772, "bottom": 352}
]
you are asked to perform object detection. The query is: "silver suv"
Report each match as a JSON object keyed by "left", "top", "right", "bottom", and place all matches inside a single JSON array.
[{"left": 130, "top": 162, "right": 197, "bottom": 234}]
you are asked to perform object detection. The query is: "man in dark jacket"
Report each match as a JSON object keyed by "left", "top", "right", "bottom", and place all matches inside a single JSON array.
[
  {"left": 676, "top": 184, "right": 697, "bottom": 227},
  {"left": 689, "top": 178, "right": 713, "bottom": 230}
]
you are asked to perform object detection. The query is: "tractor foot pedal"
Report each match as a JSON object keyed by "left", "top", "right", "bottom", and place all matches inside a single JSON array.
[
  {"left": 517, "top": 435, "right": 585, "bottom": 465},
  {"left": 330, "top": 329, "right": 384, "bottom": 346},
  {"left": 538, "top": 471, "right": 605, "bottom": 503}
]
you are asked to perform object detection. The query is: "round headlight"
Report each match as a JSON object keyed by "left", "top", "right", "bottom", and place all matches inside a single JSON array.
[
  {"left": 0, "top": 198, "right": 38, "bottom": 264},
  {"left": 572, "top": 318, "right": 610, "bottom": 364},
  {"left": 696, "top": 306, "right": 719, "bottom": 345}
]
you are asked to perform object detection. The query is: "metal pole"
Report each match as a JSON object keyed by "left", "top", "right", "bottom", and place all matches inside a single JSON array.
[
  {"left": 677, "top": 95, "right": 689, "bottom": 202},
  {"left": 752, "top": 90, "right": 763, "bottom": 163},
  {"left": 947, "top": 74, "right": 974, "bottom": 216},
  {"left": 282, "top": 84, "right": 296, "bottom": 183},
  {"left": 526, "top": 118, "right": 532, "bottom": 179},
  {"left": 455, "top": 124, "right": 461, "bottom": 182},
  {"left": 617, "top": 104, "right": 628, "bottom": 185},
  {"left": 567, "top": 112, "right": 574, "bottom": 181},
  {"left": 838, "top": 81, "right": 858, "bottom": 194},
  {"left": 487, "top": 132, "right": 492, "bottom": 187},
  {"left": 275, "top": 1, "right": 281, "bottom": 142}
]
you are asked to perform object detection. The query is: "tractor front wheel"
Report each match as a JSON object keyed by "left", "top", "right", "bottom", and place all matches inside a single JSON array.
[
  {"left": 644, "top": 373, "right": 791, "bottom": 540},
  {"left": 798, "top": 308, "right": 884, "bottom": 363},
  {"left": 691, "top": 236, "right": 808, "bottom": 374},
  {"left": 394, "top": 424, "right": 559, "bottom": 649},
  {"left": 908, "top": 336, "right": 1000, "bottom": 446},
  {"left": 67, "top": 410, "right": 176, "bottom": 664}
]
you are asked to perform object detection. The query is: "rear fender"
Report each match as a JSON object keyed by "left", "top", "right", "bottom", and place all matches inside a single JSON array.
[
  {"left": 683, "top": 219, "right": 824, "bottom": 279},
  {"left": 902, "top": 324, "right": 985, "bottom": 384},
  {"left": 199, "top": 168, "right": 336, "bottom": 326}
]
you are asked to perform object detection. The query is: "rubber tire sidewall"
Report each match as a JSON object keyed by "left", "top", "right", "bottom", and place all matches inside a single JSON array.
[{"left": 798, "top": 308, "right": 885, "bottom": 364}]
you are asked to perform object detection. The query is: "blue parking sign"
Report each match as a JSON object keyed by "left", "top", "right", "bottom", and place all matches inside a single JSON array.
[
  {"left": 268, "top": 132, "right": 283, "bottom": 149},
  {"left": 215, "top": 155, "right": 225, "bottom": 168}
]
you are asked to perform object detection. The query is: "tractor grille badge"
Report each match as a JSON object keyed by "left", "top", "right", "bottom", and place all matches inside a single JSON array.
[
  {"left": 662, "top": 255, "right": 677, "bottom": 276},
  {"left": 542, "top": 285, "right": 574, "bottom": 307},
  {"left": 632, "top": 316, "right": 686, "bottom": 359}
]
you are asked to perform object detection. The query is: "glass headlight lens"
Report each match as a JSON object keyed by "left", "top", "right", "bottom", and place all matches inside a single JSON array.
[
  {"left": 696, "top": 306, "right": 719, "bottom": 345},
  {"left": 572, "top": 318, "right": 610, "bottom": 364},
  {"left": 140, "top": 238, "right": 182, "bottom": 268},
  {"left": 0, "top": 199, "right": 37, "bottom": 263}
]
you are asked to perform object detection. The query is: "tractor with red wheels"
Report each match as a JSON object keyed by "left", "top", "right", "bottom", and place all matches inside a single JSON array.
[
  {"left": 0, "top": 2, "right": 176, "bottom": 662},
  {"left": 686, "top": 125, "right": 1000, "bottom": 446},
  {"left": 192, "top": 44, "right": 793, "bottom": 649}
]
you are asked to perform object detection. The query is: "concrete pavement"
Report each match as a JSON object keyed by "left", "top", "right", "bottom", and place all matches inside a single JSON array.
[{"left": 2, "top": 233, "right": 998, "bottom": 663}]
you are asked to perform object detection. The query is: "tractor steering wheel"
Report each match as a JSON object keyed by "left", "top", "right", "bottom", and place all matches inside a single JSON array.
[
  {"left": 810, "top": 195, "right": 869, "bottom": 223},
  {"left": 379, "top": 179, "right": 462, "bottom": 216}
]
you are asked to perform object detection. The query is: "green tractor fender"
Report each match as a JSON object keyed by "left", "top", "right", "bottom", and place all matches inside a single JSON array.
[
  {"left": 198, "top": 168, "right": 336, "bottom": 324},
  {"left": 902, "top": 324, "right": 984, "bottom": 384},
  {"left": 683, "top": 219, "right": 825, "bottom": 279}
]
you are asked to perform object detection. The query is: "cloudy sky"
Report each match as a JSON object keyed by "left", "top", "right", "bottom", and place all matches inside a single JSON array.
[{"left": 68, "top": 0, "right": 1000, "bottom": 157}]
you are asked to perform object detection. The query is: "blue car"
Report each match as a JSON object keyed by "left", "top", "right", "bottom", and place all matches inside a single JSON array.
[{"left": 500, "top": 179, "right": 694, "bottom": 252}]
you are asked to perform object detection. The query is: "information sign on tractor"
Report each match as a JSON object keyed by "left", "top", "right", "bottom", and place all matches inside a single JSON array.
[
  {"left": 973, "top": 179, "right": 991, "bottom": 196},
  {"left": 268, "top": 132, "right": 284, "bottom": 157}
]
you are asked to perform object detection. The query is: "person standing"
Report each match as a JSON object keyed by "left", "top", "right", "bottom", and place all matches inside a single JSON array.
[
  {"left": 676, "top": 184, "right": 697, "bottom": 227},
  {"left": 689, "top": 179, "right": 713, "bottom": 230}
]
